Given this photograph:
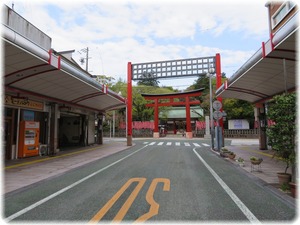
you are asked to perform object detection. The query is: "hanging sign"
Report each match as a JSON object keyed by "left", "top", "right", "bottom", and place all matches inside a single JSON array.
[{"left": 5, "top": 95, "right": 44, "bottom": 110}]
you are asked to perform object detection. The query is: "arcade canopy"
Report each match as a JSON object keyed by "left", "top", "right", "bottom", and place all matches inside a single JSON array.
[
  {"left": 216, "top": 11, "right": 298, "bottom": 103},
  {"left": 2, "top": 6, "right": 125, "bottom": 113}
]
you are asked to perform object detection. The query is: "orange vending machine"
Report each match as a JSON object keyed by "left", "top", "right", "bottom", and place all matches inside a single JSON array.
[{"left": 18, "top": 121, "right": 40, "bottom": 158}]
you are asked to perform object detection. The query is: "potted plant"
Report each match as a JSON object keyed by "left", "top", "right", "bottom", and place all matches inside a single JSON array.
[
  {"left": 228, "top": 151, "right": 236, "bottom": 160},
  {"left": 220, "top": 147, "right": 230, "bottom": 158},
  {"left": 236, "top": 157, "right": 245, "bottom": 167},
  {"left": 266, "top": 93, "right": 296, "bottom": 188},
  {"left": 250, "top": 156, "right": 263, "bottom": 165}
]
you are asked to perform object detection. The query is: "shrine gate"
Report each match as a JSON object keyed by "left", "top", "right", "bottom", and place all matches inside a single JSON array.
[
  {"left": 141, "top": 89, "right": 204, "bottom": 139},
  {"left": 127, "top": 54, "right": 222, "bottom": 145}
]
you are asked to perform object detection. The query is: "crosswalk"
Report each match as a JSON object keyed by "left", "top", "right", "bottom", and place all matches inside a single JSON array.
[{"left": 143, "top": 141, "right": 210, "bottom": 147}]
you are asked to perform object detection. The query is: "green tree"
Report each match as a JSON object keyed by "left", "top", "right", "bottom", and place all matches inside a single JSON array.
[
  {"left": 266, "top": 93, "right": 296, "bottom": 181},
  {"left": 137, "top": 72, "right": 160, "bottom": 87}
]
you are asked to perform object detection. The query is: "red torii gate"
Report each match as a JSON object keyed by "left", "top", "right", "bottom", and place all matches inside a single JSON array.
[
  {"left": 141, "top": 89, "right": 204, "bottom": 139},
  {"left": 127, "top": 54, "right": 222, "bottom": 146}
]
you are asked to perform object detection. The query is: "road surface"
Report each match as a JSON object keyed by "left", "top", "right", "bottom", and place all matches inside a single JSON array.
[{"left": 4, "top": 139, "right": 296, "bottom": 223}]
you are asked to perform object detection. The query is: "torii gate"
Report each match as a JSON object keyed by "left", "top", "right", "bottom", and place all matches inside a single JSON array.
[
  {"left": 127, "top": 54, "right": 222, "bottom": 146},
  {"left": 141, "top": 89, "right": 204, "bottom": 139}
]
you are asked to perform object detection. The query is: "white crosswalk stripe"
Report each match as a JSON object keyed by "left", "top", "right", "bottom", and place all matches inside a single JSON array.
[{"left": 142, "top": 141, "right": 210, "bottom": 147}]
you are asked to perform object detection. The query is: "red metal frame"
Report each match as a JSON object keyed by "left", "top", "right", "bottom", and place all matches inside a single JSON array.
[
  {"left": 215, "top": 53, "right": 224, "bottom": 130},
  {"left": 142, "top": 90, "right": 203, "bottom": 134},
  {"left": 127, "top": 62, "right": 133, "bottom": 137}
]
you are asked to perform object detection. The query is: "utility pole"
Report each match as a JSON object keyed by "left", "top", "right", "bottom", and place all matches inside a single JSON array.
[{"left": 79, "top": 47, "right": 91, "bottom": 72}]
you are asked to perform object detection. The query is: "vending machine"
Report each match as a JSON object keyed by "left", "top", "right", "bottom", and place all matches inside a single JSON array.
[{"left": 18, "top": 121, "right": 40, "bottom": 158}]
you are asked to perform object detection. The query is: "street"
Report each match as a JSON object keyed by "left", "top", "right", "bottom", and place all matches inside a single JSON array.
[{"left": 4, "top": 139, "right": 296, "bottom": 223}]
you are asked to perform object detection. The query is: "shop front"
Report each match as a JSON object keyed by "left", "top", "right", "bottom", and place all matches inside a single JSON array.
[{"left": 4, "top": 95, "right": 48, "bottom": 160}]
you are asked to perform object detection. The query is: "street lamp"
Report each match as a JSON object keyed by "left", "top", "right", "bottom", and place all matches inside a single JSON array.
[{"left": 208, "top": 66, "right": 215, "bottom": 150}]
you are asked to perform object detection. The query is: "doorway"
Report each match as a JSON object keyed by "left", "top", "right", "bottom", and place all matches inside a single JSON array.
[{"left": 4, "top": 119, "right": 12, "bottom": 160}]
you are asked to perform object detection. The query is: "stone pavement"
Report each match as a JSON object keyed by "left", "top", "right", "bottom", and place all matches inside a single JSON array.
[
  {"left": 3, "top": 138, "right": 296, "bottom": 204},
  {"left": 224, "top": 139, "right": 292, "bottom": 184},
  {"left": 3, "top": 139, "right": 130, "bottom": 194}
]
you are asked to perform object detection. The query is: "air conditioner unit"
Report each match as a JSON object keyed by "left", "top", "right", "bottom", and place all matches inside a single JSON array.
[{"left": 39, "top": 144, "right": 48, "bottom": 156}]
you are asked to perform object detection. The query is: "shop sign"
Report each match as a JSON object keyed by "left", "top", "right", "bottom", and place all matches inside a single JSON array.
[{"left": 5, "top": 95, "right": 44, "bottom": 110}]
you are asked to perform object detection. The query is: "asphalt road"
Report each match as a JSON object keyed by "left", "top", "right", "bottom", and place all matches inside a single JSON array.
[{"left": 4, "top": 139, "right": 296, "bottom": 223}]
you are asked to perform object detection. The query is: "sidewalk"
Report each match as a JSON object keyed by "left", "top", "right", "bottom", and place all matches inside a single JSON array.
[
  {"left": 224, "top": 139, "right": 292, "bottom": 185},
  {"left": 4, "top": 139, "right": 130, "bottom": 194}
]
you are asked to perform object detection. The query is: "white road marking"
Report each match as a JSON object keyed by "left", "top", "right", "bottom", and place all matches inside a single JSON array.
[
  {"left": 193, "top": 143, "right": 200, "bottom": 147},
  {"left": 6, "top": 145, "right": 149, "bottom": 222},
  {"left": 166, "top": 142, "right": 172, "bottom": 146},
  {"left": 143, "top": 142, "right": 148, "bottom": 144},
  {"left": 175, "top": 142, "right": 180, "bottom": 146},
  {"left": 184, "top": 142, "right": 191, "bottom": 146},
  {"left": 202, "top": 143, "right": 210, "bottom": 147},
  {"left": 192, "top": 148, "right": 260, "bottom": 224},
  {"left": 157, "top": 142, "right": 164, "bottom": 146},
  {"left": 149, "top": 142, "right": 156, "bottom": 146}
]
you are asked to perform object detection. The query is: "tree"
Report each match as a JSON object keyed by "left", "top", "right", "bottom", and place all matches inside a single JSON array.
[
  {"left": 137, "top": 72, "right": 160, "bottom": 87},
  {"left": 266, "top": 93, "right": 296, "bottom": 181}
]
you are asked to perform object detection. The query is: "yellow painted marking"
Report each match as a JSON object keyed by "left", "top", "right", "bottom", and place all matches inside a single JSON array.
[
  {"left": 135, "top": 178, "right": 170, "bottom": 223},
  {"left": 113, "top": 178, "right": 146, "bottom": 222},
  {"left": 89, "top": 178, "right": 146, "bottom": 223}
]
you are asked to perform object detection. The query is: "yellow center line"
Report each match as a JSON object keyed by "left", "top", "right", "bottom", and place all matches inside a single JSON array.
[
  {"left": 89, "top": 178, "right": 146, "bottom": 223},
  {"left": 5, "top": 145, "right": 107, "bottom": 170}
]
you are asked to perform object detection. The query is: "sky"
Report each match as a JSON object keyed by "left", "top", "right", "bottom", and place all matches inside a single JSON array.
[{"left": 3, "top": 0, "right": 270, "bottom": 90}]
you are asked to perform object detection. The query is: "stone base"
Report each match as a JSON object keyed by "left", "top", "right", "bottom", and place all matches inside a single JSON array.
[
  {"left": 186, "top": 132, "right": 193, "bottom": 139},
  {"left": 153, "top": 132, "right": 160, "bottom": 138},
  {"left": 204, "top": 134, "right": 211, "bottom": 139},
  {"left": 127, "top": 135, "right": 132, "bottom": 146}
]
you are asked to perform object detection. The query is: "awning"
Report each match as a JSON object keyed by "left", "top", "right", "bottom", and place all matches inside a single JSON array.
[
  {"left": 216, "top": 11, "right": 298, "bottom": 103},
  {"left": 3, "top": 24, "right": 126, "bottom": 113}
]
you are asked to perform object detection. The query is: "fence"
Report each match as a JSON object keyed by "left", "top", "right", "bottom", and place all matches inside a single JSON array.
[{"left": 104, "top": 121, "right": 260, "bottom": 138}]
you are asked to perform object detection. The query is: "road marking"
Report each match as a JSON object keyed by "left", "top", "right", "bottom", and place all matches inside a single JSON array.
[
  {"left": 90, "top": 178, "right": 146, "bottom": 223},
  {"left": 202, "top": 143, "right": 210, "bottom": 147},
  {"left": 149, "top": 142, "right": 156, "bottom": 145},
  {"left": 193, "top": 148, "right": 260, "bottom": 224},
  {"left": 90, "top": 178, "right": 170, "bottom": 223},
  {"left": 166, "top": 142, "right": 172, "bottom": 146},
  {"left": 193, "top": 143, "right": 200, "bottom": 147},
  {"left": 5, "top": 145, "right": 149, "bottom": 222},
  {"left": 184, "top": 142, "right": 191, "bottom": 146},
  {"left": 175, "top": 142, "right": 180, "bottom": 146},
  {"left": 157, "top": 142, "right": 164, "bottom": 146},
  {"left": 135, "top": 178, "right": 170, "bottom": 222},
  {"left": 143, "top": 142, "right": 149, "bottom": 144}
]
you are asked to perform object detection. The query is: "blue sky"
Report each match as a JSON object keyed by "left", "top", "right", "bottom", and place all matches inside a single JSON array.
[{"left": 3, "top": 0, "right": 270, "bottom": 89}]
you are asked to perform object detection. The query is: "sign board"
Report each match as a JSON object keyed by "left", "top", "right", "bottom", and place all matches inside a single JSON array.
[
  {"left": 213, "top": 100, "right": 222, "bottom": 111},
  {"left": 5, "top": 95, "right": 44, "bottom": 110},
  {"left": 213, "top": 111, "right": 223, "bottom": 120}
]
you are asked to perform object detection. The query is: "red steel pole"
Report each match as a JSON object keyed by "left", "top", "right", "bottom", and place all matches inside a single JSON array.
[
  {"left": 154, "top": 99, "right": 159, "bottom": 133},
  {"left": 185, "top": 96, "right": 192, "bottom": 138},
  {"left": 127, "top": 62, "right": 132, "bottom": 146},
  {"left": 215, "top": 53, "right": 224, "bottom": 144}
]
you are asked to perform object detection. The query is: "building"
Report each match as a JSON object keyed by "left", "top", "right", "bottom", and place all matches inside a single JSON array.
[
  {"left": 216, "top": 1, "right": 298, "bottom": 149},
  {"left": 2, "top": 5, "right": 126, "bottom": 160}
]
